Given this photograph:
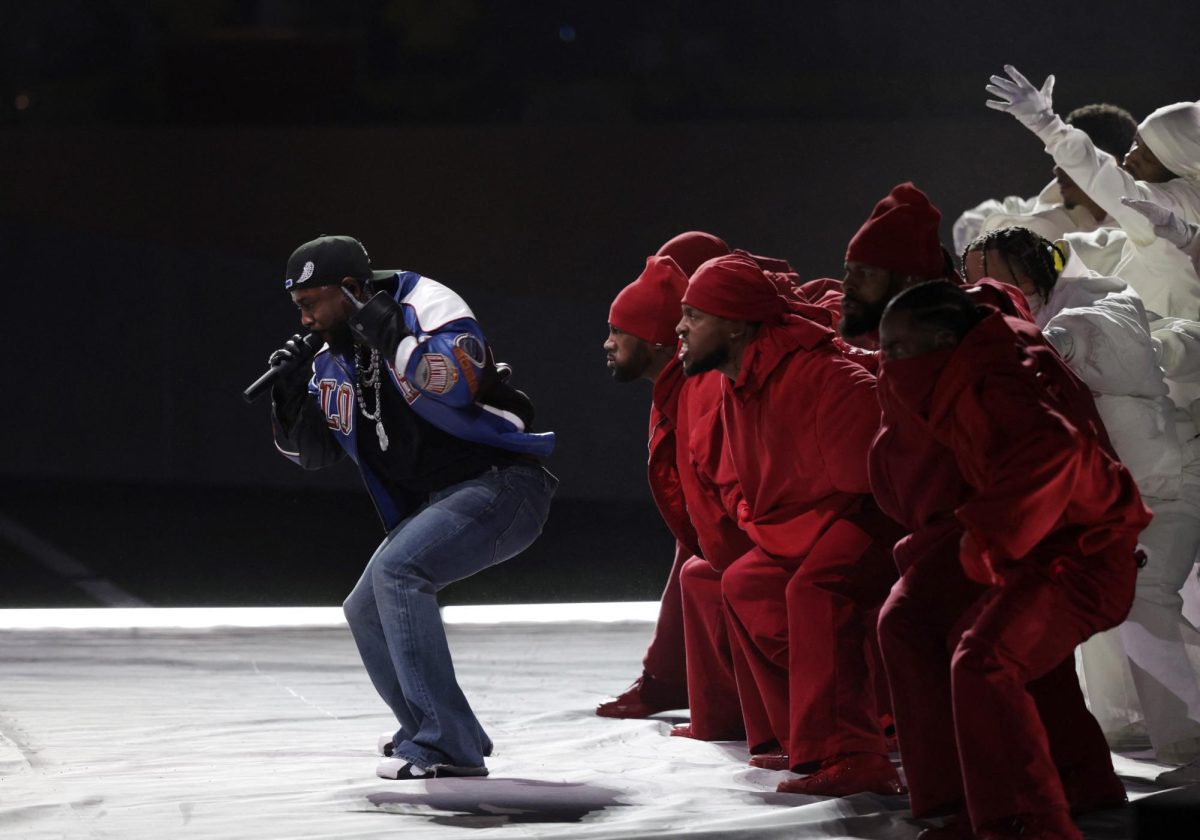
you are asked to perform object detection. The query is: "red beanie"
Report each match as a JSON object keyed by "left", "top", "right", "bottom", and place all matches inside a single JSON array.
[
  {"left": 682, "top": 254, "right": 785, "bottom": 323},
  {"left": 656, "top": 231, "right": 732, "bottom": 277},
  {"left": 845, "top": 182, "right": 944, "bottom": 279},
  {"left": 609, "top": 256, "right": 689, "bottom": 345}
]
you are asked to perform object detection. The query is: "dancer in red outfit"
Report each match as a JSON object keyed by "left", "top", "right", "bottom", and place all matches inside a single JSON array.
[
  {"left": 676, "top": 254, "right": 905, "bottom": 797},
  {"left": 673, "top": 370, "right": 762, "bottom": 744},
  {"left": 598, "top": 231, "right": 750, "bottom": 720},
  {"left": 871, "top": 305, "right": 1125, "bottom": 839},
  {"left": 876, "top": 282, "right": 1151, "bottom": 840},
  {"left": 657, "top": 233, "right": 782, "bottom": 746},
  {"left": 668, "top": 242, "right": 803, "bottom": 753},
  {"left": 598, "top": 254, "right": 696, "bottom": 718}
]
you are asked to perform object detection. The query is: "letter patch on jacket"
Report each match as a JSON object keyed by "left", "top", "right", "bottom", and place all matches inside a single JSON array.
[
  {"left": 318, "top": 378, "right": 354, "bottom": 434},
  {"left": 414, "top": 354, "right": 458, "bottom": 395}
]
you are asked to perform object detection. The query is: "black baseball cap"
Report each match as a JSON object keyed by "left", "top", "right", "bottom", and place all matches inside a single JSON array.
[{"left": 283, "top": 235, "right": 396, "bottom": 291}]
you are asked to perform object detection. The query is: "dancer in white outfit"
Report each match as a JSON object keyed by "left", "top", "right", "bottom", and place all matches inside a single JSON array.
[
  {"left": 953, "top": 103, "right": 1136, "bottom": 256},
  {"left": 985, "top": 66, "right": 1200, "bottom": 324}
]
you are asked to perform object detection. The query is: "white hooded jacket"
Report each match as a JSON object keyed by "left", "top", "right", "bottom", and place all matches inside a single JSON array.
[{"left": 1033, "top": 244, "right": 1182, "bottom": 499}]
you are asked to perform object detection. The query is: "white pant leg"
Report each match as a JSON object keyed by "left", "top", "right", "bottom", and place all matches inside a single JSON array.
[
  {"left": 1182, "top": 564, "right": 1200, "bottom": 629},
  {"left": 1076, "top": 627, "right": 1146, "bottom": 747},
  {"left": 1119, "top": 498, "right": 1200, "bottom": 762}
]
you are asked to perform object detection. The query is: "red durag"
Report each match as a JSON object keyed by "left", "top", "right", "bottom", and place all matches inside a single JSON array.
[
  {"left": 682, "top": 254, "right": 787, "bottom": 323},
  {"left": 657, "top": 231, "right": 732, "bottom": 278}
]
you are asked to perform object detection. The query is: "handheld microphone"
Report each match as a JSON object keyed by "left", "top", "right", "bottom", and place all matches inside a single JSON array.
[{"left": 242, "top": 333, "right": 322, "bottom": 403}]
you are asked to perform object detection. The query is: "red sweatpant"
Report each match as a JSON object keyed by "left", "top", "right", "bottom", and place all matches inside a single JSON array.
[
  {"left": 723, "top": 514, "right": 898, "bottom": 765},
  {"left": 785, "top": 516, "right": 900, "bottom": 766},
  {"left": 678, "top": 557, "right": 755, "bottom": 741},
  {"left": 879, "top": 535, "right": 1136, "bottom": 829},
  {"left": 641, "top": 541, "right": 690, "bottom": 693}
]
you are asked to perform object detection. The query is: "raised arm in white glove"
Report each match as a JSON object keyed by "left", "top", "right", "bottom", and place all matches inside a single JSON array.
[
  {"left": 1121, "top": 196, "right": 1199, "bottom": 251},
  {"left": 985, "top": 65, "right": 1061, "bottom": 140}
]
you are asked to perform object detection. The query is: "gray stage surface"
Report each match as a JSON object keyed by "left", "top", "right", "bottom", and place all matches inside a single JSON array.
[{"left": 0, "top": 607, "right": 1181, "bottom": 839}]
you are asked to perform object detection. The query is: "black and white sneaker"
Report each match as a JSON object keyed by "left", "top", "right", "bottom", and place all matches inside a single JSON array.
[
  {"left": 377, "top": 732, "right": 395, "bottom": 757},
  {"left": 376, "top": 758, "right": 489, "bottom": 780}
]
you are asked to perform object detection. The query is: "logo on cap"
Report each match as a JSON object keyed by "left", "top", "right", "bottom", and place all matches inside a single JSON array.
[{"left": 299, "top": 261, "right": 315, "bottom": 284}]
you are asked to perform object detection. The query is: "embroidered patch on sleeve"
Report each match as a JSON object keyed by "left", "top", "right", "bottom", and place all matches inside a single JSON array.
[
  {"left": 414, "top": 353, "right": 459, "bottom": 395},
  {"left": 452, "top": 347, "right": 479, "bottom": 393},
  {"left": 452, "top": 333, "right": 487, "bottom": 368}
]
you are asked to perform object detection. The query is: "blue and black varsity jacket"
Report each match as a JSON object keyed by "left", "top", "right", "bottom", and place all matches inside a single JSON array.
[{"left": 272, "top": 271, "right": 555, "bottom": 529}]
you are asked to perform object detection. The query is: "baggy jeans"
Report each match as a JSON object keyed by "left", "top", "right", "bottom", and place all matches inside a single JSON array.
[{"left": 343, "top": 461, "right": 558, "bottom": 768}]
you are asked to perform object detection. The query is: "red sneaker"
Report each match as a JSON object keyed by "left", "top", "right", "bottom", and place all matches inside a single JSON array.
[
  {"left": 976, "top": 809, "right": 1082, "bottom": 840},
  {"left": 749, "top": 748, "right": 791, "bottom": 771},
  {"left": 595, "top": 673, "right": 687, "bottom": 718},
  {"left": 775, "top": 752, "right": 907, "bottom": 797},
  {"left": 916, "top": 816, "right": 975, "bottom": 839}
]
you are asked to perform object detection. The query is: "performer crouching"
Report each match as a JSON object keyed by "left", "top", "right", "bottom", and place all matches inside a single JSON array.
[{"left": 266, "top": 235, "right": 557, "bottom": 780}]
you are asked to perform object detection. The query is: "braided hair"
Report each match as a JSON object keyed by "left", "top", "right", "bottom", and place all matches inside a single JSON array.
[{"left": 961, "top": 226, "right": 1064, "bottom": 309}]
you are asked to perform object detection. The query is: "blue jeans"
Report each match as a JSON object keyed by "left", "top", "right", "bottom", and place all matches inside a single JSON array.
[{"left": 343, "top": 461, "right": 558, "bottom": 768}]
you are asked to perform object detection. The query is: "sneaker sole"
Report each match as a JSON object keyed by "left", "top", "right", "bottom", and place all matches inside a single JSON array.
[{"left": 376, "top": 758, "right": 489, "bottom": 780}]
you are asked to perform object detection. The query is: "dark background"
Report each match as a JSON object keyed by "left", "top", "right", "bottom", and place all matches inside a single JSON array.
[{"left": 2, "top": 0, "right": 1198, "bottom": 607}]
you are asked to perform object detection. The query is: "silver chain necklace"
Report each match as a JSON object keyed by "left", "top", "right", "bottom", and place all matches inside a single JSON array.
[{"left": 354, "top": 347, "right": 390, "bottom": 452}]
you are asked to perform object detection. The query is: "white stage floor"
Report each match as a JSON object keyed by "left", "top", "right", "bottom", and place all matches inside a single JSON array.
[{"left": 0, "top": 606, "right": 1182, "bottom": 839}]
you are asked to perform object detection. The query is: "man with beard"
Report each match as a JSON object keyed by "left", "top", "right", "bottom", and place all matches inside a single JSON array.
[
  {"left": 676, "top": 254, "right": 904, "bottom": 796},
  {"left": 597, "top": 254, "right": 696, "bottom": 718},
  {"left": 598, "top": 230, "right": 810, "bottom": 723},
  {"left": 601, "top": 242, "right": 760, "bottom": 743},
  {"left": 268, "top": 235, "right": 558, "bottom": 780},
  {"left": 839, "top": 182, "right": 958, "bottom": 350}
]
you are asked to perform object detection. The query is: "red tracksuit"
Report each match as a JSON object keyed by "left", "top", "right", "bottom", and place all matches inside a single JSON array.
[
  {"left": 640, "top": 357, "right": 700, "bottom": 697},
  {"left": 675, "top": 370, "right": 764, "bottom": 741},
  {"left": 720, "top": 312, "right": 900, "bottom": 766},
  {"left": 655, "top": 255, "right": 812, "bottom": 742},
  {"left": 874, "top": 312, "right": 1150, "bottom": 832}
]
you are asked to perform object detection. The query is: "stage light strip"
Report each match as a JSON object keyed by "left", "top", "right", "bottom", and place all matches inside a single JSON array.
[{"left": 0, "top": 602, "right": 660, "bottom": 630}]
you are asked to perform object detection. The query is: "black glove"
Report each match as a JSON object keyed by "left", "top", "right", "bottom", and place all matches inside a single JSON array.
[
  {"left": 268, "top": 333, "right": 317, "bottom": 370},
  {"left": 268, "top": 333, "right": 318, "bottom": 407},
  {"left": 344, "top": 289, "right": 412, "bottom": 355}
]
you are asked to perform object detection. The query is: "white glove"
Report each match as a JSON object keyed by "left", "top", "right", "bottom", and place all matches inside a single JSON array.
[
  {"left": 1120, "top": 196, "right": 1198, "bottom": 250},
  {"left": 985, "top": 65, "right": 1058, "bottom": 137}
]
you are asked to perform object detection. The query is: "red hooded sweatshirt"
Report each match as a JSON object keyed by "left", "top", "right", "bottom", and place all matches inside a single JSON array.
[
  {"left": 879, "top": 311, "right": 1149, "bottom": 587},
  {"left": 722, "top": 314, "right": 881, "bottom": 560}
]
